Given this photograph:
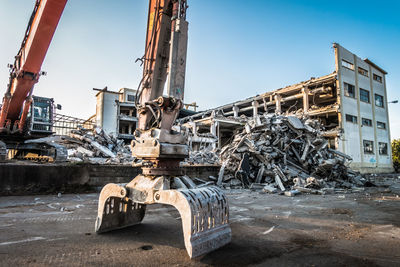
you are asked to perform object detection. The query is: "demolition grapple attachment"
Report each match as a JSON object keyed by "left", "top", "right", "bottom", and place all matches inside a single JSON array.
[
  {"left": 172, "top": 186, "right": 231, "bottom": 258},
  {"left": 95, "top": 0, "right": 231, "bottom": 258},
  {"left": 95, "top": 176, "right": 231, "bottom": 258},
  {"left": 95, "top": 183, "right": 146, "bottom": 233}
]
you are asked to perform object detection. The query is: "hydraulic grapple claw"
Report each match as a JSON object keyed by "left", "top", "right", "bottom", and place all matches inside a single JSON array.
[
  {"left": 155, "top": 186, "right": 231, "bottom": 258},
  {"left": 95, "top": 180, "right": 231, "bottom": 258},
  {"left": 95, "top": 183, "right": 146, "bottom": 233}
]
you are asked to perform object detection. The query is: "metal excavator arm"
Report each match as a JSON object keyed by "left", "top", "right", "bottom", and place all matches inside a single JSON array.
[
  {"left": 95, "top": 0, "right": 231, "bottom": 258},
  {"left": 0, "top": 0, "right": 67, "bottom": 133}
]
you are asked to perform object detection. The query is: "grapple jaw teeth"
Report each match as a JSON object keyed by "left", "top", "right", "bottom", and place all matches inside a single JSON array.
[
  {"left": 95, "top": 183, "right": 146, "bottom": 233},
  {"left": 155, "top": 186, "right": 231, "bottom": 258}
]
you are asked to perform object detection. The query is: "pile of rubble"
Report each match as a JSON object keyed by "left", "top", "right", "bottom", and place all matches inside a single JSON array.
[
  {"left": 64, "top": 127, "right": 134, "bottom": 164},
  {"left": 186, "top": 146, "right": 219, "bottom": 165},
  {"left": 216, "top": 114, "right": 366, "bottom": 194}
]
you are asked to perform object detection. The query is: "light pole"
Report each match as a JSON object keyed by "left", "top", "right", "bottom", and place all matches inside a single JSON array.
[{"left": 388, "top": 100, "right": 398, "bottom": 104}]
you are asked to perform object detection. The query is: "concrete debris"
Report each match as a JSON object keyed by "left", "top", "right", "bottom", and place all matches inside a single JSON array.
[
  {"left": 284, "top": 189, "right": 300, "bottom": 197},
  {"left": 55, "top": 126, "right": 134, "bottom": 164},
  {"left": 186, "top": 146, "right": 219, "bottom": 165},
  {"left": 172, "top": 176, "right": 216, "bottom": 190},
  {"left": 262, "top": 185, "right": 278, "bottom": 193},
  {"left": 213, "top": 114, "right": 367, "bottom": 193}
]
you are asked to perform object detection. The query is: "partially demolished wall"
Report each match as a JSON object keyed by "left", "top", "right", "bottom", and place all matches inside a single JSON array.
[{"left": 179, "top": 73, "right": 340, "bottom": 152}]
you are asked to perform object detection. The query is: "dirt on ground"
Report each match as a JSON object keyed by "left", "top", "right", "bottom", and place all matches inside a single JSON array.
[{"left": 0, "top": 181, "right": 399, "bottom": 266}]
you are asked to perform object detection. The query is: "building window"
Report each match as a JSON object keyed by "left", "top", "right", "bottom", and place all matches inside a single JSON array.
[
  {"left": 358, "top": 67, "right": 369, "bottom": 77},
  {"left": 127, "top": 94, "right": 135, "bottom": 102},
  {"left": 342, "top": 60, "right": 354, "bottom": 70},
  {"left": 379, "top": 142, "right": 388, "bottom": 155},
  {"left": 362, "top": 118, "right": 372, "bottom": 127},
  {"left": 375, "top": 94, "right": 384, "bottom": 108},
  {"left": 363, "top": 140, "right": 374, "bottom": 154},
  {"left": 344, "top": 83, "right": 356, "bottom": 98},
  {"left": 360, "top": 88, "right": 370, "bottom": 103},
  {"left": 373, "top": 74, "right": 383, "bottom": 83},
  {"left": 377, "top": 121, "right": 386, "bottom": 129},
  {"left": 345, "top": 114, "right": 357, "bottom": 124}
]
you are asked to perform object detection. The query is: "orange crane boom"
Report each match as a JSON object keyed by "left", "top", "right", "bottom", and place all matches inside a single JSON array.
[{"left": 0, "top": 0, "right": 67, "bottom": 133}]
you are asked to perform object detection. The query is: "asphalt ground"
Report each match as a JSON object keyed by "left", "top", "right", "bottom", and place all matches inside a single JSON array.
[{"left": 0, "top": 187, "right": 399, "bottom": 266}]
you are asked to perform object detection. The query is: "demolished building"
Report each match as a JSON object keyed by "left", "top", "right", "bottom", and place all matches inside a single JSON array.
[
  {"left": 93, "top": 87, "right": 197, "bottom": 143},
  {"left": 179, "top": 43, "right": 393, "bottom": 173},
  {"left": 94, "top": 87, "right": 138, "bottom": 141}
]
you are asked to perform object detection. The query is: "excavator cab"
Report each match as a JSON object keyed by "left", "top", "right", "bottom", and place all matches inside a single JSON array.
[{"left": 28, "top": 96, "right": 54, "bottom": 135}]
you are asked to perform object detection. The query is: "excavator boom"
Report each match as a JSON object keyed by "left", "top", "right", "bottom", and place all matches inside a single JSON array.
[
  {"left": 96, "top": 0, "right": 231, "bottom": 258},
  {"left": 0, "top": 0, "right": 67, "bottom": 133}
]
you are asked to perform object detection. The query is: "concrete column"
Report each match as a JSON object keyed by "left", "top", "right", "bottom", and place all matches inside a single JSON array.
[
  {"left": 354, "top": 55, "right": 365, "bottom": 166},
  {"left": 210, "top": 121, "right": 218, "bottom": 149},
  {"left": 263, "top": 97, "right": 268, "bottom": 113},
  {"left": 189, "top": 122, "right": 197, "bottom": 136},
  {"left": 302, "top": 87, "right": 310, "bottom": 113},
  {"left": 382, "top": 74, "right": 393, "bottom": 169},
  {"left": 368, "top": 64, "right": 379, "bottom": 165},
  {"left": 275, "top": 94, "right": 282, "bottom": 114},
  {"left": 233, "top": 105, "right": 239, "bottom": 118},
  {"left": 252, "top": 100, "right": 262, "bottom": 125},
  {"left": 210, "top": 121, "right": 218, "bottom": 136},
  {"left": 252, "top": 101, "right": 259, "bottom": 117},
  {"left": 334, "top": 44, "right": 346, "bottom": 154},
  {"left": 217, "top": 122, "right": 221, "bottom": 149}
]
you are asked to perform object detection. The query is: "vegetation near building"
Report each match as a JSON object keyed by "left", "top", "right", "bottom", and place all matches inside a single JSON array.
[{"left": 392, "top": 139, "right": 400, "bottom": 172}]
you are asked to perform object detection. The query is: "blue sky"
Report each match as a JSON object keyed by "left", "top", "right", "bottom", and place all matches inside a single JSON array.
[{"left": 0, "top": 0, "right": 399, "bottom": 138}]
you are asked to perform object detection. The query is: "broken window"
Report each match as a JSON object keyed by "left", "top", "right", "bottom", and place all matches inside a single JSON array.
[
  {"left": 127, "top": 94, "right": 135, "bottom": 102},
  {"left": 345, "top": 114, "right": 357, "bottom": 124},
  {"left": 344, "top": 83, "right": 355, "bottom": 98},
  {"left": 377, "top": 121, "right": 386, "bottom": 129},
  {"left": 362, "top": 118, "right": 372, "bottom": 127},
  {"left": 358, "top": 67, "right": 369, "bottom": 77},
  {"left": 375, "top": 94, "right": 384, "bottom": 108},
  {"left": 342, "top": 60, "right": 354, "bottom": 70},
  {"left": 363, "top": 140, "right": 374, "bottom": 154},
  {"left": 379, "top": 142, "right": 388, "bottom": 155},
  {"left": 373, "top": 74, "right": 383, "bottom": 83},
  {"left": 360, "top": 88, "right": 370, "bottom": 103}
]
